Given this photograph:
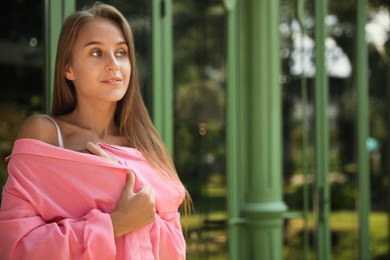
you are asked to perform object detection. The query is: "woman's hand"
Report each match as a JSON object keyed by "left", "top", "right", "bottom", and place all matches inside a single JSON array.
[
  {"left": 110, "top": 170, "right": 156, "bottom": 237},
  {"left": 85, "top": 142, "right": 156, "bottom": 236},
  {"left": 85, "top": 142, "right": 118, "bottom": 163}
]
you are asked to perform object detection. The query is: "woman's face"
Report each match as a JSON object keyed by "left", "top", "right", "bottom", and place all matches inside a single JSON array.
[{"left": 64, "top": 18, "right": 131, "bottom": 104}]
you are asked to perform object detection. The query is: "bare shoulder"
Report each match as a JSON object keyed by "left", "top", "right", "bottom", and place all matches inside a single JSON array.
[{"left": 16, "top": 114, "right": 59, "bottom": 145}]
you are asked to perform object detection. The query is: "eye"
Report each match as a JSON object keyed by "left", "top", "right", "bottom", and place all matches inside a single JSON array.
[
  {"left": 90, "top": 49, "right": 102, "bottom": 57},
  {"left": 116, "top": 48, "right": 128, "bottom": 57}
]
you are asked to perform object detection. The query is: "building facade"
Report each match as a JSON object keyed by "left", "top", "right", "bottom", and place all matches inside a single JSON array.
[{"left": 0, "top": 0, "right": 389, "bottom": 259}]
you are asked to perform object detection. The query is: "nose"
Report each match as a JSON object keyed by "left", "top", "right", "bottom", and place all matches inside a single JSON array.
[{"left": 105, "top": 54, "right": 120, "bottom": 72}]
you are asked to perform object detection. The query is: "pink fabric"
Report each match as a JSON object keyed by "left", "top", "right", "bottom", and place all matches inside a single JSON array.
[{"left": 0, "top": 138, "right": 186, "bottom": 260}]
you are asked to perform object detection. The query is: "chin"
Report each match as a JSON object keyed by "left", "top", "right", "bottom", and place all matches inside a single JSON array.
[{"left": 105, "top": 89, "right": 127, "bottom": 101}]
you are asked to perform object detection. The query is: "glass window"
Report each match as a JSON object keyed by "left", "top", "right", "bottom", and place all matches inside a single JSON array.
[
  {"left": 173, "top": 1, "right": 228, "bottom": 259},
  {"left": 0, "top": 0, "right": 44, "bottom": 196},
  {"left": 281, "top": 1, "right": 390, "bottom": 259}
]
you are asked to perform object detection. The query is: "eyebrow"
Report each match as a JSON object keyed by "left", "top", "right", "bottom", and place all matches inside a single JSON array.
[{"left": 83, "top": 41, "right": 128, "bottom": 47}]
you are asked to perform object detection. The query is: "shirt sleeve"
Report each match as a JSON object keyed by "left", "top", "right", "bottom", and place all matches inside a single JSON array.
[
  {"left": 0, "top": 190, "right": 117, "bottom": 260},
  {"left": 149, "top": 211, "right": 186, "bottom": 260}
]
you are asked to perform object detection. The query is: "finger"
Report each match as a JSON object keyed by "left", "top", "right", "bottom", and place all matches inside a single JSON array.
[
  {"left": 124, "top": 169, "right": 135, "bottom": 195},
  {"left": 139, "top": 184, "right": 151, "bottom": 194},
  {"left": 85, "top": 142, "right": 104, "bottom": 156},
  {"left": 139, "top": 184, "right": 155, "bottom": 202},
  {"left": 85, "top": 142, "right": 118, "bottom": 162},
  {"left": 150, "top": 188, "right": 155, "bottom": 203}
]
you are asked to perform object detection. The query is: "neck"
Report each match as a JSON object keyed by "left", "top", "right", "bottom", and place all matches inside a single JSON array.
[{"left": 69, "top": 102, "right": 119, "bottom": 139}]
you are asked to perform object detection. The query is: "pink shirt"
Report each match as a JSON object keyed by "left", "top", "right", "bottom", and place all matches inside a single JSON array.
[{"left": 0, "top": 139, "right": 186, "bottom": 259}]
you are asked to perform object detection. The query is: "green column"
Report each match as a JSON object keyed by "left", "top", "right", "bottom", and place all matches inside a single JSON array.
[
  {"left": 234, "top": 0, "right": 287, "bottom": 259},
  {"left": 44, "top": 0, "right": 75, "bottom": 113},
  {"left": 356, "top": 0, "right": 370, "bottom": 259},
  {"left": 225, "top": 1, "right": 245, "bottom": 260},
  {"left": 314, "top": 0, "right": 331, "bottom": 259},
  {"left": 152, "top": 0, "right": 174, "bottom": 153}
]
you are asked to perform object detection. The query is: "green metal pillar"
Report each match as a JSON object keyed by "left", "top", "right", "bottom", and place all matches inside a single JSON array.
[
  {"left": 225, "top": 1, "right": 245, "bottom": 260},
  {"left": 241, "top": 0, "right": 287, "bottom": 256},
  {"left": 152, "top": 0, "right": 174, "bottom": 153},
  {"left": 44, "top": 0, "right": 75, "bottom": 113},
  {"left": 356, "top": 0, "right": 370, "bottom": 259},
  {"left": 230, "top": 0, "right": 287, "bottom": 259},
  {"left": 314, "top": 0, "right": 331, "bottom": 259},
  {"left": 296, "top": 1, "right": 310, "bottom": 258}
]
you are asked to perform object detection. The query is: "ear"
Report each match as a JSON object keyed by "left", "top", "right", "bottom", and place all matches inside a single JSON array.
[{"left": 64, "top": 65, "right": 75, "bottom": 81}]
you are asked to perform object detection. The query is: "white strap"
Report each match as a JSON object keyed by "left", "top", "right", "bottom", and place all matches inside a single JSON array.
[{"left": 41, "top": 115, "right": 64, "bottom": 148}]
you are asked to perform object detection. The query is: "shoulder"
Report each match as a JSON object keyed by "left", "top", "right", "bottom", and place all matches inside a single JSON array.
[{"left": 16, "top": 114, "right": 59, "bottom": 146}]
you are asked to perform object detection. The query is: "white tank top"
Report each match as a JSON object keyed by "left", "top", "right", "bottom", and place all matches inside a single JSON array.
[{"left": 41, "top": 115, "right": 64, "bottom": 148}]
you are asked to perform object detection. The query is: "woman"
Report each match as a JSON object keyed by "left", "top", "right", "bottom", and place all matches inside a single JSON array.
[{"left": 0, "top": 3, "right": 190, "bottom": 259}]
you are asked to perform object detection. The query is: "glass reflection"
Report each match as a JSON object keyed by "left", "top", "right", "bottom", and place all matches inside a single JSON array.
[
  {"left": 173, "top": 1, "right": 227, "bottom": 259},
  {"left": 0, "top": 0, "right": 44, "bottom": 198}
]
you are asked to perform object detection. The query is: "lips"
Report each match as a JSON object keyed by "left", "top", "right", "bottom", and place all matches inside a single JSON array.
[
  {"left": 101, "top": 76, "right": 123, "bottom": 85},
  {"left": 105, "top": 79, "right": 122, "bottom": 83}
]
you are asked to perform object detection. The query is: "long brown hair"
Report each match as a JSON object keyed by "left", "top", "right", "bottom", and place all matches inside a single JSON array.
[{"left": 52, "top": 2, "right": 191, "bottom": 213}]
